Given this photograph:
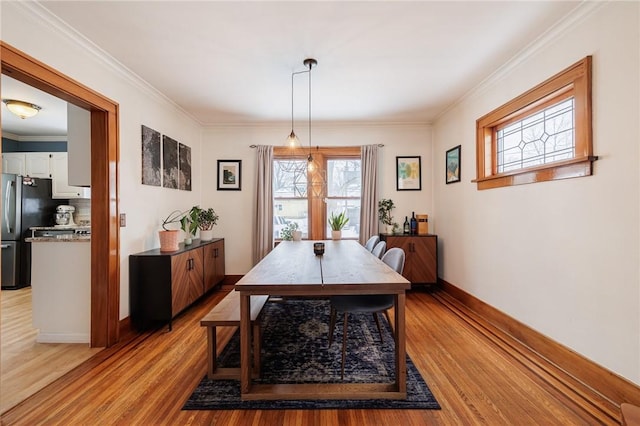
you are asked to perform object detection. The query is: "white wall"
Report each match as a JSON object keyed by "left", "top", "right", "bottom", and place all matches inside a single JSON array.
[
  {"left": 433, "top": 2, "right": 640, "bottom": 383},
  {"left": 1, "top": 3, "right": 203, "bottom": 319},
  {"left": 201, "top": 123, "right": 433, "bottom": 274}
]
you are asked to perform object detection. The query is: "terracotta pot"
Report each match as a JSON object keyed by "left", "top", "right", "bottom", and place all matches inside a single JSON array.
[
  {"left": 331, "top": 230, "right": 342, "bottom": 240},
  {"left": 159, "top": 230, "right": 180, "bottom": 252}
]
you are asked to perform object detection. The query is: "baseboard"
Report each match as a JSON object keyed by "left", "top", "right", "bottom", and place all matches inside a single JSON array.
[{"left": 438, "top": 278, "right": 640, "bottom": 415}]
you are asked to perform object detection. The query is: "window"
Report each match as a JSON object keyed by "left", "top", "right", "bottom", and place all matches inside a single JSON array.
[
  {"left": 475, "top": 56, "right": 595, "bottom": 190},
  {"left": 273, "top": 147, "right": 361, "bottom": 240},
  {"left": 273, "top": 159, "right": 308, "bottom": 239},
  {"left": 325, "top": 159, "right": 361, "bottom": 239}
]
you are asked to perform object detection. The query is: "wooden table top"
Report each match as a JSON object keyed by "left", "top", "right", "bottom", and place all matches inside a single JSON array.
[{"left": 235, "top": 240, "right": 410, "bottom": 295}]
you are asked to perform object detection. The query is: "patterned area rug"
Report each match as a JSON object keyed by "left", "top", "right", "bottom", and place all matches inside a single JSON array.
[{"left": 183, "top": 298, "right": 440, "bottom": 410}]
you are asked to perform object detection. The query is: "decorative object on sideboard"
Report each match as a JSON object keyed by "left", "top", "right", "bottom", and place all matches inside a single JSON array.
[
  {"left": 198, "top": 207, "right": 219, "bottom": 241},
  {"left": 377, "top": 198, "right": 395, "bottom": 234},
  {"left": 446, "top": 145, "right": 461, "bottom": 184},
  {"left": 328, "top": 210, "right": 349, "bottom": 240},
  {"left": 159, "top": 209, "right": 186, "bottom": 252},
  {"left": 396, "top": 156, "right": 422, "bottom": 191},
  {"left": 417, "top": 214, "right": 429, "bottom": 235}
]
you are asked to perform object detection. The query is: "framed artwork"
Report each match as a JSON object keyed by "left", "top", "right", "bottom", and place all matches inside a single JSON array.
[
  {"left": 217, "top": 160, "right": 242, "bottom": 190},
  {"left": 141, "top": 125, "right": 161, "bottom": 186},
  {"left": 396, "top": 156, "right": 421, "bottom": 191},
  {"left": 446, "top": 145, "right": 461, "bottom": 184},
  {"left": 162, "top": 135, "right": 179, "bottom": 189},
  {"left": 178, "top": 142, "right": 192, "bottom": 191}
]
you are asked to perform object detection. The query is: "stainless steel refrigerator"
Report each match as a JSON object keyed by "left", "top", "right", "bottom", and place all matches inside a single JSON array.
[{"left": 1, "top": 173, "right": 60, "bottom": 289}]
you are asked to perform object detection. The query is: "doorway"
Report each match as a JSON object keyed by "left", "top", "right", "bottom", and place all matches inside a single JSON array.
[{"left": 1, "top": 41, "right": 120, "bottom": 347}]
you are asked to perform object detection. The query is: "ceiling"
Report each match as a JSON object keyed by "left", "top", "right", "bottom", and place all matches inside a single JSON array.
[{"left": 2, "top": 1, "right": 581, "bottom": 136}]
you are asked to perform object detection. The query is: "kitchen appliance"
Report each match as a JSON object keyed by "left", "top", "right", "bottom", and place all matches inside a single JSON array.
[
  {"left": 1, "top": 174, "right": 60, "bottom": 289},
  {"left": 55, "top": 205, "right": 76, "bottom": 227}
]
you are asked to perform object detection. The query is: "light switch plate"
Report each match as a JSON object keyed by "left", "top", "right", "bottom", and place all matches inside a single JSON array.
[{"left": 119, "top": 213, "right": 126, "bottom": 227}]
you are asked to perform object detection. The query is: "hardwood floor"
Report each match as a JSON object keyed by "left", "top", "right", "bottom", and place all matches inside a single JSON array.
[
  {"left": 0, "top": 288, "right": 102, "bottom": 414},
  {"left": 0, "top": 288, "right": 622, "bottom": 425}
]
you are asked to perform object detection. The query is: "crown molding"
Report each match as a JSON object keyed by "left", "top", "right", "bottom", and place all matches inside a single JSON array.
[
  {"left": 14, "top": 2, "right": 202, "bottom": 126},
  {"left": 434, "top": 1, "right": 608, "bottom": 122}
]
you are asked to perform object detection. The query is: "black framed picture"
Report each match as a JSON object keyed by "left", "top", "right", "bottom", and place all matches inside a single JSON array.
[
  {"left": 217, "top": 160, "right": 242, "bottom": 190},
  {"left": 446, "top": 145, "right": 461, "bottom": 184},
  {"left": 396, "top": 156, "right": 421, "bottom": 191}
]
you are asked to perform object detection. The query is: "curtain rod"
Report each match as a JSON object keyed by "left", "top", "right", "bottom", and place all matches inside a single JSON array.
[{"left": 249, "top": 144, "right": 384, "bottom": 148}]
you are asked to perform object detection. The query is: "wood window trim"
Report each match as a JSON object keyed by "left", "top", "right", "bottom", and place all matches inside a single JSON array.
[
  {"left": 474, "top": 56, "right": 595, "bottom": 190},
  {"left": 273, "top": 146, "right": 360, "bottom": 240}
]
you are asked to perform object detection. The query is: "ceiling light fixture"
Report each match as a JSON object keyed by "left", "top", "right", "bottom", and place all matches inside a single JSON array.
[{"left": 2, "top": 99, "right": 42, "bottom": 119}]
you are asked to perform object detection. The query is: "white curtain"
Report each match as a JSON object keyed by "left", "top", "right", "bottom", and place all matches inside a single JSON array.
[
  {"left": 359, "top": 144, "right": 379, "bottom": 244},
  {"left": 252, "top": 145, "right": 273, "bottom": 265}
]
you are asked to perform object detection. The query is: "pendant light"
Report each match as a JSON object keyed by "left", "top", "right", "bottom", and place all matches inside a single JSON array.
[
  {"left": 301, "top": 58, "right": 326, "bottom": 198},
  {"left": 285, "top": 70, "right": 301, "bottom": 149}
]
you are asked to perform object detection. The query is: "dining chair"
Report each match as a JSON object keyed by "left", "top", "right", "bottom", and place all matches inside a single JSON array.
[
  {"left": 328, "top": 247, "right": 405, "bottom": 379},
  {"left": 370, "top": 241, "right": 386, "bottom": 259},
  {"left": 364, "top": 235, "right": 380, "bottom": 252}
]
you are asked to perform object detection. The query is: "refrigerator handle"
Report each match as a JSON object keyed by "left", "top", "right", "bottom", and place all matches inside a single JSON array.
[
  {"left": 4, "top": 181, "right": 12, "bottom": 234},
  {"left": 1, "top": 244, "right": 8, "bottom": 249}
]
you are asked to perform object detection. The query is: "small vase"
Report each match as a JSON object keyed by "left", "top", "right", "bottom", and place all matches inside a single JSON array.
[
  {"left": 184, "top": 236, "right": 193, "bottom": 245},
  {"left": 292, "top": 230, "right": 302, "bottom": 241},
  {"left": 200, "top": 229, "right": 214, "bottom": 241},
  {"left": 331, "top": 230, "right": 342, "bottom": 240}
]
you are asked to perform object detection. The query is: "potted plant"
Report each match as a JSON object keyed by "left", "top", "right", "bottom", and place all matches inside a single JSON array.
[
  {"left": 378, "top": 198, "right": 395, "bottom": 234},
  {"left": 328, "top": 211, "right": 349, "bottom": 240},
  {"left": 180, "top": 206, "right": 205, "bottom": 245},
  {"left": 197, "top": 207, "right": 219, "bottom": 241},
  {"left": 159, "top": 209, "right": 186, "bottom": 252},
  {"left": 280, "top": 222, "right": 302, "bottom": 241}
]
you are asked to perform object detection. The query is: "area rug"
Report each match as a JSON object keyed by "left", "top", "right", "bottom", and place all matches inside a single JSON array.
[{"left": 183, "top": 298, "right": 440, "bottom": 410}]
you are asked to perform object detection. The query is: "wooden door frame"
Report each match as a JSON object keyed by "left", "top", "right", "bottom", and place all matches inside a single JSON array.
[{"left": 1, "top": 42, "right": 120, "bottom": 347}]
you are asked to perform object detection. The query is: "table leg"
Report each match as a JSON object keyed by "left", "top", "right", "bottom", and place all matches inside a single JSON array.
[
  {"left": 240, "top": 292, "right": 252, "bottom": 395},
  {"left": 207, "top": 326, "right": 217, "bottom": 379},
  {"left": 395, "top": 292, "right": 407, "bottom": 394}
]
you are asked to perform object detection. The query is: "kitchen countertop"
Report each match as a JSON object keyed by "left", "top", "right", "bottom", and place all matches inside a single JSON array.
[
  {"left": 26, "top": 225, "right": 91, "bottom": 242},
  {"left": 26, "top": 236, "right": 90, "bottom": 242}
]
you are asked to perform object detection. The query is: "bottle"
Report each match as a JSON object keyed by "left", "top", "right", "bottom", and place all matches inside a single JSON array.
[
  {"left": 403, "top": 216, "right": 410, "bottom": 234},
  {"left": 410, "top": 212, "right": 417, "bottom": 235}
]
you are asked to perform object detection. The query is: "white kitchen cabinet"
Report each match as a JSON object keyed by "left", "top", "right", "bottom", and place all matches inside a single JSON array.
[
  {"left": 2, "top": 152, "right": 51, "bottom": 178},
  {"left": 2, "top": 153, "right": 25, "bottom": 175},
  {"left": 49, "top": 153, "right": 91, "bottom": 199}
]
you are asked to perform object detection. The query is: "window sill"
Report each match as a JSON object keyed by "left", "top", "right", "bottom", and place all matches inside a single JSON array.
[{"left": 473, "top": 156, "right": 597, "bottom": 190}]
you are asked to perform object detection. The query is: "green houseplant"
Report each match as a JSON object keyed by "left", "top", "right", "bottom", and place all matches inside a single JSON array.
[
  {"left": 180, "top": 206, "right": 201, "bottom": 245},
  {"left": 280, "top": 222, "right": 300, "bottom": 241},
  {"left": 197, "top": 207, "right": 219, "bottom": 241},
  {"left": 159, "top": 209, "right": 187, "bottom": 252},
  {"left": 328, "top": 211, "right": 349, "bottom": 240},
  {"left": 378, "top": 198, "right": 395, "bottom": 233}
]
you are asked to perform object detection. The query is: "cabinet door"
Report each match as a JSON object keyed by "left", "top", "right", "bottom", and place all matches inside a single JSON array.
[
  {"left": 50, "top": 153, "right": 91, "bottom": 199},
  {"left": 2, "top": 153, "right": 26, "bottom": 175},
  {"left": 25, "top": 153, "right": 51, "bottom": 178},
  {"left": 171, "top": 249, "right": 204, "bottom": 316},
  {"left": 203, "top": 240, "right": 225, "bottom": 292},
  {"left": 409, "top": 236, "right": 437, "bottom": 284}
]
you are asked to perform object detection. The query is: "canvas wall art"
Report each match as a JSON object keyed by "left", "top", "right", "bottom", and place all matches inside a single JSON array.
[{"left": 141, "top": 125, "right": 161, "bottom": 186}]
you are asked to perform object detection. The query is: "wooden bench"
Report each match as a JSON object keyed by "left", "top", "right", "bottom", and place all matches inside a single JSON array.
[{"left": 200, "top": 291, "right": 268, "bottom": 380}]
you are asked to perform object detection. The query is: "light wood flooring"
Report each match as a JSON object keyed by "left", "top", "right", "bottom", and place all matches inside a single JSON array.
[
  {"left": 0, "top": 288, "right": 622, "bottom": 425},
  {"left": 0, "top": 287, "right": 102, "bottom": 414}
]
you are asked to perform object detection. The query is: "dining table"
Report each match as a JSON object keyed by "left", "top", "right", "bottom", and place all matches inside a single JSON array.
[{"left": 236, "top": 239, "right": 411, "bottom": 401}]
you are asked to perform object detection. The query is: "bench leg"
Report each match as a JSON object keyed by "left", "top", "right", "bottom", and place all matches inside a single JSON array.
[
  {"left": 252, "top": 322, "right": 261, "bottom": 377},
  {"left": 207, "top": 326, "right": 217, "bottom": 379}
]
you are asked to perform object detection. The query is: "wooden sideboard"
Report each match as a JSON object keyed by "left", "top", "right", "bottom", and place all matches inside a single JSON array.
[
  {"left": 380, "top": 234, "right": 438, "bottom": 285},
  {"left": 129, "top": 238, "right": 225, "bottom": 330}
]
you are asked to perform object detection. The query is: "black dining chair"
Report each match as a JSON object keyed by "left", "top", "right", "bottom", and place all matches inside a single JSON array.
[
  {"left": 370, "top": 241, "right": 386, "bottom": 259},
  {"left": 364, "top": 235, "right": 380, "bottom": 252},
  {"left": 328, "top": 247, "right": 405, "bottom": 379}
]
